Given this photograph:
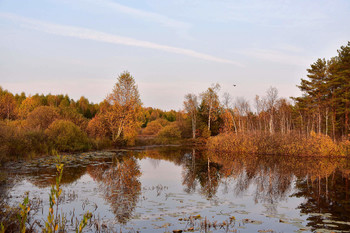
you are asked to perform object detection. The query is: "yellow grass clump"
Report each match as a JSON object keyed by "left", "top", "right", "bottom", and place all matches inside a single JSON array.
[{"left": 207, "top": 131, "right": 345, "bottom": 156}]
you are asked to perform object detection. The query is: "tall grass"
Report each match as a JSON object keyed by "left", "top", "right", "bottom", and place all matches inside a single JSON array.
[{"left": 207, "top": 131, "right": 348, "bottom": 156}]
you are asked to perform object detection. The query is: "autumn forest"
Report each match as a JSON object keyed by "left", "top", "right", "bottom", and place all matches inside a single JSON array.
[{"left": 0, "top": 41, "right": 350, "bottom": 162}]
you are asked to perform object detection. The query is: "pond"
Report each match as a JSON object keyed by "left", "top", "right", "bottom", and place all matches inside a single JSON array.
[{"left": 1, "top": 146, "right": 350, "bottom": 232}]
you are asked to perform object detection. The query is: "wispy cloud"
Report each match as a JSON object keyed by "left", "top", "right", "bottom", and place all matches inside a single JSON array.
[
  {"left": 86, "top": 0, "right": 190, "bottom": 30},
  {"left": 0, "top": 13, "right": 242, "bottom": 66}
]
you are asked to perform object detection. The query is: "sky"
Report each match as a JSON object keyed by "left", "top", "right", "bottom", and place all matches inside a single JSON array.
[{"left": 0, "top": 0, "right": 349, "bottom": 110}]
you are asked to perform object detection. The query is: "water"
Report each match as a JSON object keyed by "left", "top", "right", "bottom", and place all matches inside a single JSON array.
[{"left": 1, "top": 146, "right": 350, "bottom": 232}]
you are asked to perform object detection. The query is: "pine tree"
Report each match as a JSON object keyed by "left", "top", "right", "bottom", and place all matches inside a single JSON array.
[{"left": 297, "top": 58, "right": 328, "bottom": 134}]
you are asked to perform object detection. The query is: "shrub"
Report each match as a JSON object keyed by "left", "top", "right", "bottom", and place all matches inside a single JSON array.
[
  {"left": 156, "top": 123, "right": 181, "bottom": 144},
  {"left": 86, "top": 115, "right": 108, "bottom": 138},
  {"left": 45, "top": 120, "right": 90, "bottom": 152},
  {"left": 0, "top": 122, "right": 14, "bottom": 161},
  {"left": 207, "top": 131, "right": 343, "bottom": 156},
  {"left": 59, "top": 107, "right": 89, "bottom": 131},
  {"left": 26, "top": 106, "right": 60, "bottom": 130},
  {"left": 339, "top": 140, "right": 350, "bottom": 156},
  {"left": 198, "top": 125, "right": 211, "bottom": 139},
  {"left": 91, "top": 138, "right": 113, "bottom": 150},
  {"left": 0, "top": 121, "right": 50, "bottom": 161},
  {"left": 305, "top": 131, "right": 341, "bottom": 156},
  {"left": 142, "top": 119, "right": 170, "bottom": 136},
  {"left": 207, "top": 132, "right": 257, "bottom": 154},
  {"left": 22, "top": 130, "right": 50, "bottom": 156}
]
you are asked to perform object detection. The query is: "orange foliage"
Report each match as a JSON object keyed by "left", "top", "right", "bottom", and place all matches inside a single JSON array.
[
  {"left": 156, "top": 123, "right": 182, "bottom": 144},
  {"left": 60, "top": 107, "right": 89, "bottom": 131},
  {"left": 86, "top": 115, "right": 108, "bottom": 138},
  {"left": 142, "top": 119, "right": 169, "bottom": 136},
  {"left": 45, "top": 120, "right": 90, "bottom": 152},
  {"left": 0, "top": 92, "right": 17, "bottom": 120},
  {"left": 207, "top": 131, "right": 344, "bottom": 156},
  {"left": 26, "top": 106, "right": 60, "bottom": 130},
  {"left": 18, "top": 96, "right": 42, "bottom": 119},
  {"left": 221, "top": 109, "right": 235, "bottom": 133},
  {"left": 103, "top": 72, "right": 142, "bottom": 145}
]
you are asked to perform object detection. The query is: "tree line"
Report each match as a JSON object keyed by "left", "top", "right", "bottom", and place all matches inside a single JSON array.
[
  {"left": 0, "top": 42, "right": 349, "bottom": 160},
  {"left": 184, "top": 41, "right": 350, "bottom": 140},
  {"left": 0, "top": 71, "right": 184, "bottom": 161},
  {"left": 294, "top": 41, "right": 350, "bottom": 139}
]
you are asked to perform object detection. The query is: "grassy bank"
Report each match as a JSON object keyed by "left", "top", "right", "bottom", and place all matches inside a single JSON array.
[{"left": 207, "top": 131, "right": 350, "bottom": 156}]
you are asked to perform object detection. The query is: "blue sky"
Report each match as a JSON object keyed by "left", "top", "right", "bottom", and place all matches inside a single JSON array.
[{"left": 0, "top": 0, "right": 349, "bottom": 110}]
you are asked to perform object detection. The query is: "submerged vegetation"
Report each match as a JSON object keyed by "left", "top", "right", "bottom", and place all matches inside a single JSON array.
[{"left": 0, "top": 42, "right": 350, "bottom": 161}]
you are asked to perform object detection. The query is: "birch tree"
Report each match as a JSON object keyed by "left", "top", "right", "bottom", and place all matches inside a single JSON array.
[
  {"left": 184, "top": 93, "right": 198, "bottom": 139},
  {"left": 266, "top": 87, "right": 278, "bottom": 134},
  {"left": 105, "top": 71, "right": 142, "bottom": 144},
  {"left": 0, "top": 89, "right": 17, "bottom": 121},
  {"left": 200, "top": 83, "right": 220, "bottom": 133}
]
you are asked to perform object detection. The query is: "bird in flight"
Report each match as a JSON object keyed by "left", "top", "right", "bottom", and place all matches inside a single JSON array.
[{"left": 233, "top": 84, "right": 236, "bottom": 87}]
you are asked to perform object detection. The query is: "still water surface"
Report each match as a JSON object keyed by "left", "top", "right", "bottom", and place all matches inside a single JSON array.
[{"left": 1, "top": 146, "right": 350, "bottom": 232}]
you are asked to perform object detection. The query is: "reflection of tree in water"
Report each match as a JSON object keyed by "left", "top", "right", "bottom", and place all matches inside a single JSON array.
[
  {"left": 181, "top": 149, "right": 222, "bottom": 199},
  {"left": 30, "top": 165, "right": 87, "bottom": 188},
  {"left": 87, "top": 155, "right": 141, "bottom": 224},
  {"left": 149, "top": 158, "right": 161, "bottom": 169},
  {"left": 181, "top": 149, "right": 293, "bottom": 202},
  {"left": 2, "top": 162, "right": 86, "bottom": 188},
  {"left": 136, "top": 146, "right": 186, "bottom": 166},
  {"left": 139, "top": 147, "right": 223, "bottom": 199},
  {"left": 107, "top": 146, "right": 350, "bottom": 229},
  {"left": 205, "top": 152, "right": 295, "bottom": 207},
  {"left": 134, "top": 147, "right": 207, "bottom": 196},
  {"left": 252, "top": 159, "right": 293, "bottom": 207},
  {"left": 208, "top": 153, "right": 349, "bottom": 216},
  {"left": 182, "top": 149, "right": 197, "bottom": 194},
  {"left": 198, "top": 156, "right": 222, "bottom": 199},
  {"left": 292, "top": 161, "right": 350, "bottom": 232},
  {"left": 210, "top": 152, "right": 350, "bottom": 227}
]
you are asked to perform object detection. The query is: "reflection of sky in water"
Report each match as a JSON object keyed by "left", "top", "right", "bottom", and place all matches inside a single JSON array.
[
  {"left": 4, "top": 150, "right": 348, "bottom": 232},
  {"left": 136, "top": 158, "right": 308, "bottom": 232},
  {"left": 140, "top": 158, "right": 183, "bottom": 184}
]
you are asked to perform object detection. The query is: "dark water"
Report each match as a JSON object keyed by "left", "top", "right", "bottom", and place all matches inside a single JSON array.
[{"left": 1, "top": 146, "right": 350, "bottom": 232}]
